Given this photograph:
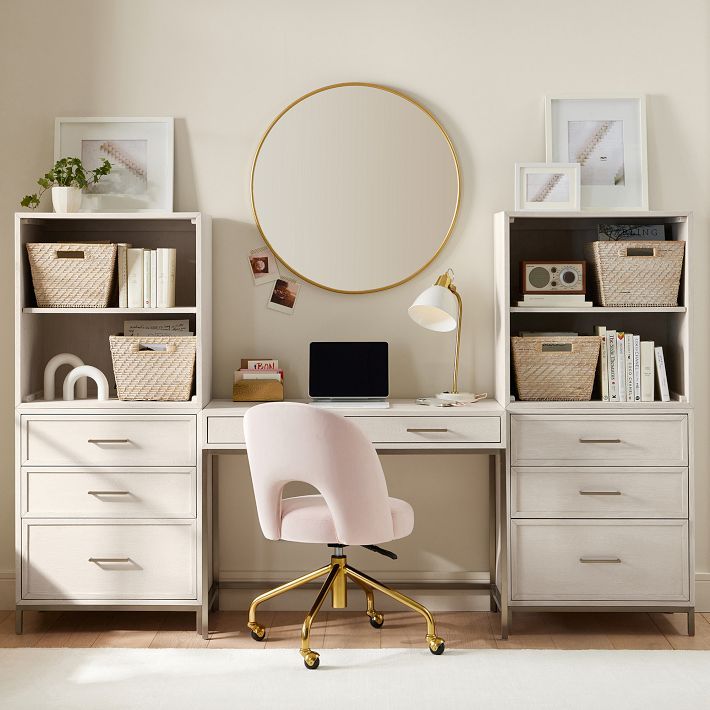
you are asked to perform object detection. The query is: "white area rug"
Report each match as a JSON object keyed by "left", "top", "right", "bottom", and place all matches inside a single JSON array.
[{"left": 2, "top": 648, "right": 710, "bottom": 710}]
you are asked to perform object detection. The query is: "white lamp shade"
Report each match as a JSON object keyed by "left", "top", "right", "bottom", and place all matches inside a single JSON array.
[{"left": 408, "top": 284, "right": 458, "bottom": 332}]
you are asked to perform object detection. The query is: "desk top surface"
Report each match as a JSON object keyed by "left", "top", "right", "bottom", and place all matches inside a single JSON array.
[{"left": 204, "top": 398, "right": 504, "bottom": 417}]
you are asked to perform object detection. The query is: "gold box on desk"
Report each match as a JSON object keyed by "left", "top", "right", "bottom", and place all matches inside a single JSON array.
[{"left": 232, "top": 379, "right": 284, "bottom": 402}]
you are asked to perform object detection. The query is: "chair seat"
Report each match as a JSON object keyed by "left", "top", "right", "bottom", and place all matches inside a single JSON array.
[{"left": 279, "top": 494, "right": 414, "bottom": 544}]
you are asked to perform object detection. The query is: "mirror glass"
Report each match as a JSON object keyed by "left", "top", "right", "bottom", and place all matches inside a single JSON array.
[{"left": 251, "top": 84, "right": 460, "bottom": 293}]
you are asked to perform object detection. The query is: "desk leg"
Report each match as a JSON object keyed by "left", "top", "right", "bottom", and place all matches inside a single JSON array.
[
  {"left": 212, "top": 455, "right": 220, "bottom": 612},
  {"left": 200, "top": 449, "right": 212, "bottom": 640},
  {"left": 488, "top": 454, "right": 497, "bottom": 613},
  {"left": 497, "top": 450, "right": 510, "bottom": 639}
]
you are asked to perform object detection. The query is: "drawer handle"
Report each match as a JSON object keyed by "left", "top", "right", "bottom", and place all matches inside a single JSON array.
[
  {"left": 578, "top": 438, "right": 622, "bottom": 444},
  {"left": 579, "top": 490, "right": 621, "bottom": 496},
  {"left": 87, "top": 438, "right": 131, "bottom": 444},
  {"left": 87, "top": 490, "right": 131, "bottom": 496},
  {"left": 406, "top": 428, "right": 449, "bottom": 433},
  {"left": 579, "top": 556, "right": 621, "bottom": 564},
  {"left": 88, "top": 557, "right": 131, "bottom": 563}
]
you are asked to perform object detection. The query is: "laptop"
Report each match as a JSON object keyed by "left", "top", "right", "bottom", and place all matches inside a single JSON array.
[{"left": 308, "top": 341, "right": 390, "bottom": 408}]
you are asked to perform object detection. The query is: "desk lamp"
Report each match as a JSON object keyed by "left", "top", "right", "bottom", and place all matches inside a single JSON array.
[{"left": 408, "top": 269, "right": 481, "bottom": 402}]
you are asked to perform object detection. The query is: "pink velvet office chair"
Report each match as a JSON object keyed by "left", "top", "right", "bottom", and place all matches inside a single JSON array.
[{"left": 244, "top": 401, "right": 445, "bottom": 669}]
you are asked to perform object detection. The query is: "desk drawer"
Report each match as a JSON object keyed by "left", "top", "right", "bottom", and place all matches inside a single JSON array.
[
  {"left": 511, "top": 519, "right": 689, "bottom": 601},
  {"left": 351, "top": 416, "right": 501, "bottom": 444},
  {"left": 22, "top": 520, "right": 196, "bottom": 600},
  {"left": 511, "top": 415, "right": 687, "bottom": 466},
  {"left": 511, "top": 467, "right": 688, "bottom": 518},
  {"left": 21, "top": 415, "right": 196, "bottom": 466},
  {"left": 207, "top": 416, "right": 245, "bottom": 445},
  {"left": 21, "top": 467, "right": 196, "bottom": 518}
]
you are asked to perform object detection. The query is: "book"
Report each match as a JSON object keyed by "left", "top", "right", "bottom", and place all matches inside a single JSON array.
[
  {"left": 124, "top": 319, "right": 191, "bottom": 337},
  {"left": 157, "top": 248, "right": 176, "bottom": 308},
  {"left": 632, "top": 335, "right": 641, "bottom": 402},
  {"left": 234, "top": 369, "right": 284, "bottom": 383},
  {"left": 516, "top": 294, "right": 593, "bottom": 308},
  {"left": 624, "top": 332, "right": 634, "bottom": 402},
  {"left": 607, "top": 330, "right": 618, "bottom": 402},
  {"left": 150, "top": 250, "right": 157, "bottom": 308},
  {"left": 655, "top": 346, "right": 670, "bottom": 402},
  {"left": 594, "top": 326, "right": 609, "bottom": 401},
  {"left": 616, "top": 332, "right": 626, "bottom": 402},
  {"left": 143, "top": 250, "right": 151, "bottom": 308},
  {"left": 126, "top": 248, "right": 144, "bottom": 308},
  {"left": 241, "top": 359, "right": 279, "bottom": 371},
  {"left": 117, "top": 243, "right": 131, "bottom": 308},
  {"left": 640, "top": 341, "right": 655, "bottom": 402}
]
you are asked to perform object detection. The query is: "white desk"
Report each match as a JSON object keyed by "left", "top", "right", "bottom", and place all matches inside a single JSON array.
[{"left": 199, "top": 399, "right": 508, "bottom": 639}]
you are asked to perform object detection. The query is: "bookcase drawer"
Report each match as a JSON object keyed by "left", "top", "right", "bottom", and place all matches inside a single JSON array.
[
  {"left": 511, "top": 519, "right": 689, "bottom": 602},
  {"left": 21, "top": 415, "right": 197, "bottom": 466},
  {"left": 510, "top": 415, "right": 687, "bottom": 466},
  {"left": 22, "top": 520, "right": 197, "bottom": 600},
  {"left": 511, "top": 467, "right": 688, "bottom": 518},
  {"left": 207, "top": 416, "right": 245, "bottom": 445},
  {"left": 21, "top": 467, "right": 196, "bottom": 518}
]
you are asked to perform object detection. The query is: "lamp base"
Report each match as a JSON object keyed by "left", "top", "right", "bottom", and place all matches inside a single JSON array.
[{"left": 436, "top": 391, "right": 486, "bottom": 403}]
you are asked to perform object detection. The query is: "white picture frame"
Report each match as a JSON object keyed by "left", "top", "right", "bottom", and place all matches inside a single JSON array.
[
  {"left": 545, "top": 96, "right": 648, "bottom": 211},
  {"left": 55, "top": 116, "right": 174, "bottom": 212},
  {"left": 515, "top": 162, "right": 581, "bottom": 211}
]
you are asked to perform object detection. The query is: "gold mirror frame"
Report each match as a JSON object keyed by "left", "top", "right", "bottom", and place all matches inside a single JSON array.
[{"left": 250, "top": 82, "right": 461, "bottom": 294}]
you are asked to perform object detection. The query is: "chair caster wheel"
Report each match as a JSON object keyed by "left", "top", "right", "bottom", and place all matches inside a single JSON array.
[
  {"left": 303, "top": 651, "right": 320, "bottom": 670},
  {"left": 369, "top": 612, "right": 384, "bottom": 629},
  {"left": 428, "top": 637, "right": 445, "bottom": 655},
  {"left": 248, "top": 623, "right": 265, "bottom": 641}
]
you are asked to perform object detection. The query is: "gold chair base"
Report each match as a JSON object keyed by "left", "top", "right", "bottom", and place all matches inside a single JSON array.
[{"left": 247, "top": 554, "right": 445, "bottom": 668}]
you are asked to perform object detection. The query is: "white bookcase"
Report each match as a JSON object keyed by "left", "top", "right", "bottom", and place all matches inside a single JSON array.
[
  {"left": 14, "top": 212, "right": 211, "bottom": 632},
  {"left": 493, "top": 211, "right": 694, "bottom": 637}
]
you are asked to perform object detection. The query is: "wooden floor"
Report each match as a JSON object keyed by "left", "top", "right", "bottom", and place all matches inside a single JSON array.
[{"left": 0, "top": 610, "right": 708, "bottom": 650}]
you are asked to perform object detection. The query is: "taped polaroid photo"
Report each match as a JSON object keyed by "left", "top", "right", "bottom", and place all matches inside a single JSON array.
[
  {"left": 249, "top": 246, "right": 280, "bottom": 285},
  {"left": 267, "top": 278, "right": 300, "bottom": 314}
]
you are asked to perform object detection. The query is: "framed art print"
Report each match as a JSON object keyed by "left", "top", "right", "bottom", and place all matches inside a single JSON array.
[
  {"left": 545, "top": 96, "right": 648, "bottom": 210},
  {"left": 515, "top": 162, "right": 580, "bottom": 211},
  {"left": 55, "top": 117, "right": 174, "bottom": 212}
]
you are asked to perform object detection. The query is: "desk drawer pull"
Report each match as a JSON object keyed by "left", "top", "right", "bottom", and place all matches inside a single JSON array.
[
  {"left": 87, "top": 438, "right": 130, "bottom": 444},
  {"left": 579, "top": 490, "right": 621, "bottom": 496},
  {"left": 578, "top": 438, "right": 622, "bottom": 444},
  {"left": 579, "top": 556, "right": 621, "bottom": 564},
  {"left": 87, "top": 490, "right": 131, "bottom": 496},
  {"left": 88, "top": 557, "right": 131, "bottom": 564},
  {"left": 406, "top": 428, "right": 449, "bottom": 433}
]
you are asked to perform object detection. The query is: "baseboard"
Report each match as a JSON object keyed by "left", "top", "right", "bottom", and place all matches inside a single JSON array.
[{"left": 0, "top": 572, "right": 14, "bottom": 611}]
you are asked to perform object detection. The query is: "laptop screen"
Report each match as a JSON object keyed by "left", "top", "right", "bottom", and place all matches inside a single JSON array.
[{"left": 309, "top": 342, "right": 389, "bottom": 399}]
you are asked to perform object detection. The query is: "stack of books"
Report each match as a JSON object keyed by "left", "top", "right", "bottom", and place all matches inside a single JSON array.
[
  {"left": 117, "top": 244, "right": 177, "bottom": 309},
  {"left": 595, "top": 326, "right": 670, "bottom": 402},
  {"left": 516, "top": 294, "right": 593, "bottom": 308}
]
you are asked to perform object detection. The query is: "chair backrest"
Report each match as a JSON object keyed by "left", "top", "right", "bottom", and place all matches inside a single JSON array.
[{"left": 243, "top": 402, "right": 395, "bottom": 545}]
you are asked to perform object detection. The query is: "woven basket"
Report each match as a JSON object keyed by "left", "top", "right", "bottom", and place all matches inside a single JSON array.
[
  {"left": 512, "top": 336, "right": 601, "bottom": 401},
  {"left": 585, "top": 240, "right": 684, "bottom": 307},
  {"left": 27, "top": 243, "right": 117, "bottom": 308},
  {"left": 109, "top": 335, "right": 196, "bottom": 401}
]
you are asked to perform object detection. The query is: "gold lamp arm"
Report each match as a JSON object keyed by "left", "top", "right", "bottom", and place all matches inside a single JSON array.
[{"left": 451, "top": 287, "right": 462, "bottom": 394}]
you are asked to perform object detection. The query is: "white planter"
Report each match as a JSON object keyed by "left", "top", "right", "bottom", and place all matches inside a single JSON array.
[{"left": 51, "top": 186, "right": 82, "bottom": 213}]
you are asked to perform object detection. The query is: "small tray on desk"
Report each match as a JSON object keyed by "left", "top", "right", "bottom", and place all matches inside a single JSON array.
[{"left": 232, "top": 380, "right": 284, "bottom": 402}]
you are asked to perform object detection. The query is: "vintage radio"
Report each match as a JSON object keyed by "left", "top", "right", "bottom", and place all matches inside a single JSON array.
[{"left": 521, "top": 261, "right": 586, "bottom": 294}]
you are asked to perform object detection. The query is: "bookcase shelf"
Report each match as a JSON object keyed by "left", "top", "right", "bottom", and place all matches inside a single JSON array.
[
  {"left": 510, "top": 306, "right": 686, "bottom": 314},
  {"left": 15, "top": 212, "right": 211, "bottom": 408}
]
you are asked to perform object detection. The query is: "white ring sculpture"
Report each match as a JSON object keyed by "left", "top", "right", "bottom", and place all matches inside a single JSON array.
[
  {"left": 44, "top": 353, "right": 87, "bottom": 401},
  {"left": 63, "top": 365, "right": 110, "bottom": 401}
]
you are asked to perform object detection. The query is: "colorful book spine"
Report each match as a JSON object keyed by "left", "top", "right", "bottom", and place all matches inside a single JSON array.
[
  {"left": 632, "top": 335, "right": 641, "bottom": 402},
  {"left": 624, "top": 333, "right": 634, "bottom": 402},
  {"left": 607, "top": 330, "right": 618, "bottom": 402},
  {"left": 616, "top": 331, "right": 626, "bottom": 402}
]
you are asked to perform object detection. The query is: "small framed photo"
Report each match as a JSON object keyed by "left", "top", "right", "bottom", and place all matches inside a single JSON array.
[
  {"left": 515, "top": 163, "right": 580, "bottom": 211},
  {"left": 55, "top": 117, "right": 174, "bottom": 211},
  {"left": 267, "top": 278, "right": 300, "bottom": 314},
  {"left": 248, "top": 246, "right": 280, "bottom": 285},
  {"left": 545, "top": 96, "right": 648, "bottom": 210}
]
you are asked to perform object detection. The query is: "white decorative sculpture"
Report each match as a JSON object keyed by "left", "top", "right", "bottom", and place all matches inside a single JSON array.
[
  {"left": 44, "top": 353, "right": 87, "bottom": 401},
  {"left": 63, "top": 365, "right": 110, "bottom": 401}
]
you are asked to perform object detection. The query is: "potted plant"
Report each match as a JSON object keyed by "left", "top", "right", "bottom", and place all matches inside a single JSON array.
[{"left": 21, "top": 157, "right": 112, "bottom": 213}]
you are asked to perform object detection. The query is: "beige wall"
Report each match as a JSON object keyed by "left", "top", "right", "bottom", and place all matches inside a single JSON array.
[{"left": 0, "top": 0, "right": 708, "bottom": 607}]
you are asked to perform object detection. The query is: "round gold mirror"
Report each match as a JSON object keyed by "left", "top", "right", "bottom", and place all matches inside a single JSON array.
[{"left": 251, "top": 83, "right": 460, "bottom": 294}]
